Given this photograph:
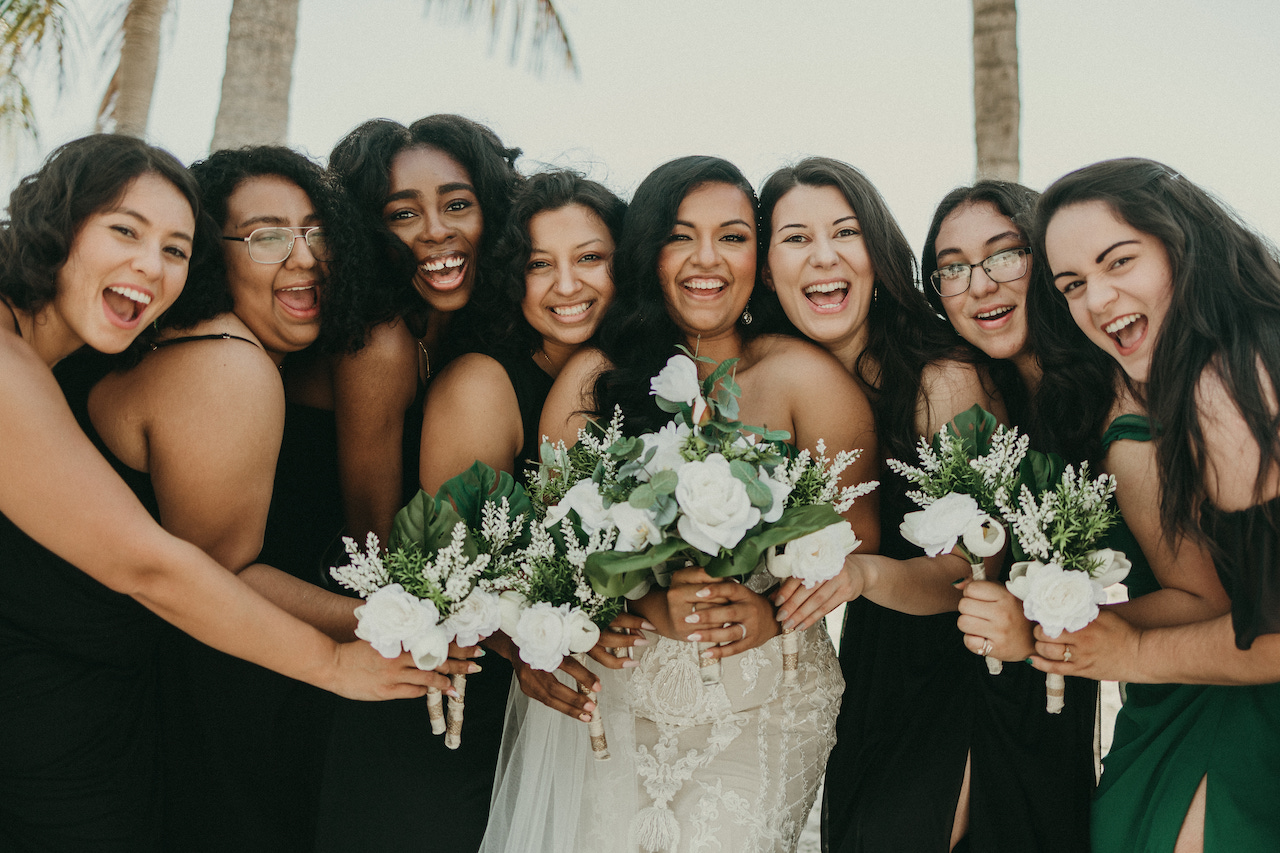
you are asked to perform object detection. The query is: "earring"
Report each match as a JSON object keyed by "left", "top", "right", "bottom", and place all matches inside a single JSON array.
[
  {"left": 741, "top": 304, "right": 753, "bottom": 325},
  {"left": 873, "top": 286, "right": 879, "bottom": 305}
]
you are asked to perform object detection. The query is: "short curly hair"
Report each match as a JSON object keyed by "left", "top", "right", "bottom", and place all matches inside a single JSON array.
[
  {"left": 0, "top": 134, "right": 201, "bottom": 312},
  {"left": 173, "top": 146, "right": 375, "bottom": 353}
]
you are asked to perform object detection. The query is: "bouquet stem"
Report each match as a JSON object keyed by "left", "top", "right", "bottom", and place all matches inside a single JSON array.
[
  {"left": 698, "top": 639, "right": 723, "bottom": 684},
  {"left": 969, "top": 560, "right": 1004, "bottom": 676},
  {"left": 1045, "top": 673, "right": 1065, "bottom": 714},
  {"left": 444, "top": 673, "right": 467, "bottom": 749},
  {"left": 781, "top": 627, "right": 798, "bottom": 686},
  {"left": 572, "top": 653, "right": 610, "bottom": 760},
  {"left": 427, "top": 687, "right": 446, "bottom": 735}
]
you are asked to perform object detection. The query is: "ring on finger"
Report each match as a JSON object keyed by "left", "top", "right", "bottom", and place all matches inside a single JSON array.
[
  {"left": 979, "top": 638, "right": 993, "bottom": 657},
  {"left": 738, "top": 623, "right": 747, "bottom": 641},
  {"left": 1063, "top": 648, "right": 1073, "bottom": 662}
]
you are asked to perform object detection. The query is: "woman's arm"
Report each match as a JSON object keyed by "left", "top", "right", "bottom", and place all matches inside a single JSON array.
[
  {"left": 0, "top": 337, "right": 443, "bottom": 699},
  {"left": 419, "top": 353, "right": 522, "bottom": 493},
  {"left": 538, "top": 347, "right": 609, "bottom": 447}
]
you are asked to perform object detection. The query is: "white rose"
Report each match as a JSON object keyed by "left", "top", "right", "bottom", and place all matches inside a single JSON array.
[
  {"left": 1086, "top": 548, "right": 1133, "bottom": 587},
  {"left": 650, "top": 354, "right": 703, "bottom": 408},
  {"left": 899, "top": 492, "right": 985, "bottom": 558},
  {"left": 758, "top": 466, "right": 792, "bottom": 523},
  {"left": 674, "top": 454, "right": 761, "bottom": 554},
  {"left": 545, "top": 479, "right": 612, "bottom": 534},
  {"left": 639, "top": 421, "right": 691, "bottom": 481},
  {"left": 512, "top": 602, "right": 573, "bottom": 672},
  {"left": 608, "top": 501, "right": 663, "bottom": 552},
  {"left": 405, "top": 623, "right": 451, "bottom": 670},
  {"left": 1006, "top": 561, "right": 1106, "bottom": 638},
  {"left": 354, "top": 584, "right": 439, "bottom": 658},
  {"left": 497, "top": 590, "right": 528, "bottom": 637},
  {"left": 961, "top": 517, "right": 1006, "bottom": 558},
  {"left": 765, "top": 545, "right": 792, "bottom": 580},
  {"left": 784, "top": 521, "right": 861, "bottom": 588},
  {"left": 444, "top": 589, "right": 504, "bottom": 647},
  {"left": 563, "top": 608, "right": 602, "bottom": 654}
]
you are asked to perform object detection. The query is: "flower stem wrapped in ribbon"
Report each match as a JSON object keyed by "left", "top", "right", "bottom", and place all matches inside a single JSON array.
[
  {"left": 997, "top": 463, "right": 1129, "bottom": 713},
  {"left": 330, "top": 461, "right": 530, "bottom": 747}
]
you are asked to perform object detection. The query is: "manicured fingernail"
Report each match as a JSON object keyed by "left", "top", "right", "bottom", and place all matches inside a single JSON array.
[
  {"left": 473, "top": 648, "right": 486, "bottom": 657},
  {"left": 685, "top": 614, "right": 700, "bottom": 623},
  {"left": 584, "top": 701, "right": 597, "bottom": 712},
  {"left": 776, "top": 609, "right": 789, "bottom": 622},
  {"left": 687, "top": 633, "right": 702, "bottom": 642},
  {"left": 641, "top": 621, "right": 655, "bottom": 630},
  {"left": 695, "top": 587, "right": 711, "bottom": 598},
  {"left": 700, "top": 649, "right": 715, "bottom": 659},
  {"left": 632, "top": 638, "right": 649, "bottom": 647},
  {"left": 952, "top": 578, "right": 966, "bottom": 586},
  {"left": 782, "top": 619, "right": 795, "bottom": 631},
  {"left": 592, "top": 682, "right": 602, "bottom": 693},
  {"left": 1025, "top": 657, "right": 1034, "bottom": 665},
  {"left": 468, "top": 663, "right": 482, "bottom": 674},
  {"left": 622, "top": 659, "right": 639, "bottom": 668},
  {"left": 580, "top": 713, "right": 591, "bottom": 722},
  {"left": 447, "top": 689, "right": 459, "bottom": 699}
]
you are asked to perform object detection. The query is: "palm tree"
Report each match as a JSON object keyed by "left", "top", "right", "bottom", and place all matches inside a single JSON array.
[
  {"left": 972, "top": 0, "right": 1019, "bottom": 181},
  {"left": 209, "top": 0, "right": 577, "bottom": 150},
  {"left": 0, "top": 0, "right": 71, "bottom": 137},
  {"left": 95, "top": 0, "right": 168, "bottom": 138}
]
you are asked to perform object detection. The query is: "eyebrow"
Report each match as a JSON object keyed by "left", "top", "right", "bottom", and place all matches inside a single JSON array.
[
  {"left": 234, "top": 212, "right": 321, "bottom": 230},
  {"left": 936, "top": 229, "right": 1024, "bottom": 262},
  {"left": 115, "top": 206, "right": 193, "bottom": 243},
  {"left": 1052, "top": 239, "right": 1141, "bottom": 281},
  {"left": 778, "top": 214, "right": 859, "bottom": 231},
  {"left": 674, "top": 218, "right": 751, "bottom": 230},
  {"left": 530, "top": 237, "right": 608, "bottom": 254}
]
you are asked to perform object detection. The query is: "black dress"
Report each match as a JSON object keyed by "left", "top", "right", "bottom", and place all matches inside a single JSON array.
[
  {"left": 315, "top": 354, "right": 550, "bottom": 853},
  {"left": 823, "top": 464, "right": 1096, "bottom": 853},
  {"left": 0, "top": 354, "right": 165, "bottom": 852}
]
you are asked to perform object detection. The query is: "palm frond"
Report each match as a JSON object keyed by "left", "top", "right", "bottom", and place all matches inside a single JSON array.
[{"left": 425, "top": 0, "right": 577, "bottom": 76}]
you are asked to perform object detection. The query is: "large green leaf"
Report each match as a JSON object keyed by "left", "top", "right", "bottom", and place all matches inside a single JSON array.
[
  {"left": 942, "top": 404, "right": 998, "bottom": 458},
  {"left": 389, "top": 489, "right": 472, "bottom": 557},
  {"left": 390, "top": 461, "right": 533, "bottom": 555},
  {"left": 585, "top": 537, "right": 692, "bottom": 597}
]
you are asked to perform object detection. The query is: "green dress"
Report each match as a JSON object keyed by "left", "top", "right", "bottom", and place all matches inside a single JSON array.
[{"left": 1092, "top": 414, "right": 1280, "bottom": 852}]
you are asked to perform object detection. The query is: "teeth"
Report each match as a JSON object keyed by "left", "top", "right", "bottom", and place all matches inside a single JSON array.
[
  {"left": 975, "top": 306, "right": 1012, "bottom": 319},
  {"left": 1104, "top": 313, "right": 1142, "bottom": 335},
  {"left": 280, "top": 285, "right": 314, "bottom": 292},
  {"left": 804, "top": 282, "right": 848, "bottom": 294},
  {"left": 683, "top": 279, "right": 724, "bottom": 290},
  {"left": 107, "top": 286, "right": 152, "bottom": 306},
  {"left": 422, "top": 255, "right": 465, "bottom": 272},
  {"left": 552, "top": 302, "right": 591, "bottom": 317}
]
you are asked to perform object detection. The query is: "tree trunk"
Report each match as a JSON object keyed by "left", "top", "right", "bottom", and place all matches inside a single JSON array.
[
  {"left": 102, "top": 0, "right": 168, "bottom": 138},
  {"left": 210, "top": 0, "right": 298, "bottom": 151},
  {"left": 972, "top": 0, "right": 1019, "bottom": 182}
]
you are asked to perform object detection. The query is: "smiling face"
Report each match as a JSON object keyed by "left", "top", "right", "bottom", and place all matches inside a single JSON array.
[
  {"left": 222, "top": 175, "right": 323, "bottom": 361},
  {"left": 382, "top": 145, "right": 484, "bottom": 314},
  {"left": 657, "top": 181, "right": 756, "bottom": 345},
  {"left": 1045, "top": 200, "right": 1174, "bottom": 383},
  {"left": 765, "top": 183, "right": 875, "bottom": 362},
  {"left": 52, "top": 172, "right": 194, "bottom": 360},
  {"left": 934, "top": 201, "right": 1033, "bottom": 364},
  {"left": 521, "top": 203, "right": 616, "bottom": 354}
]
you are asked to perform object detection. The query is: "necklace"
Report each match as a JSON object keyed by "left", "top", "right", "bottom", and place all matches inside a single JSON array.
[
  {"left": 418, "top": 338, "right": 432, "bottom": 381},
  {"left": 535, "top": 347, "right": 554, "bottom": 374}
]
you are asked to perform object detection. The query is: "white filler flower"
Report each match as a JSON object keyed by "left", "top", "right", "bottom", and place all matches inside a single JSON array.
[
  {"left": 900, "top": 492, "right": 991, "bottom": 558},
  {"left": 675, "top": 453, "right": 762, "bottom": 554},
  {"left": 1006, "top": 561, "right": 1107, "bottom": 638},
  {"left": 355, "top": 583, "right": 441, "bottom": 659}
]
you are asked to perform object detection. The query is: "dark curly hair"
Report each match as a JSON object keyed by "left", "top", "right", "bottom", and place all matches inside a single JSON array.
[
  {"left": 328, "top": 115, "right": 523, "bottom": 360},
  {"left": 1034, "top": 157, "right": 1280, "bottom": 539},
  {"left": 758, "top": 157, "right": 968, "bottom": 461},
  {"left": 590, "top": 155, "right": 773, "bottom": 432},
  {"left": 0, "top": 134, "right": 201, "bottom": 313},
  {"left": 167, "top": 146, "right": 373, "bottom": 354},
  {"left": 476, "top": 170, "right": 626, "bottom": 363}
]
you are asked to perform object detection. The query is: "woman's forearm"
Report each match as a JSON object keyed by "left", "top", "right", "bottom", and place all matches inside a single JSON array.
[{"left": 239, "top": 563, "right": 361, "bottom": 642}]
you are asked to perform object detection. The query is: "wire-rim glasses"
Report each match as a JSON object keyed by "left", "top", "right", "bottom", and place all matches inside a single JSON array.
[
  {"left": 930, "top": 246, "right": 1032, "bottom": 297},
  {"left": 223, "top": 226, "right": 328, "bottom": 264}
]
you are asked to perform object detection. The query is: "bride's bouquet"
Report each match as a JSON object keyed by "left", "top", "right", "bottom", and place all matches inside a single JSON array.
[
  {"left": 330, "top": 462, "right": 528, "bottom": 748},
  {"left": 887, "top": 405, "right": 1038, "bottom": 675},
  {"left": 530, "top": 350, "right": 877, "bottom": 684},
  {"left": 996, "top": 463, "right": 1130, "bottom": 713}
]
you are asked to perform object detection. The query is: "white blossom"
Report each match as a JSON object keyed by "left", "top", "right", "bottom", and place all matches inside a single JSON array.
[
  {"left": 444, "top": 589, "right": 504, "bottom": 647},
  {"left": 899, "top": 492, "right": 991, "bottom": 559},
  {"left": 1006, "top": 561, "right": 1106, "bottom": 638},
  {"left": 355, "top": 584, "right": 440, "bottom": 659},
  {"left": 674, "top": 454, "right": 761, "bottom": 554},
  {"left": 512, "top": 602, "right": 573, "bottom": 672},
  {"left": 770, "top": 521, "right": 860, "bottom": 588}
]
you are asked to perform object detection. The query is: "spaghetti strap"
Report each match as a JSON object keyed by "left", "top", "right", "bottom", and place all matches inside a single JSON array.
[{"left": 150, "top": 332, "right": 258, "bottom": 350}]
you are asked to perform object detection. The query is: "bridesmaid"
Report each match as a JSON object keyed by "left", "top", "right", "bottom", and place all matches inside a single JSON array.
[
  {"left": 0, "top": 136, "right": 442, "bottom": 851},
  {"left": 301, "top": 115, "right": 523, "bottom": 853},
  {"left": 1032, "top": 158, "right": 1280, "bottom": 852}
]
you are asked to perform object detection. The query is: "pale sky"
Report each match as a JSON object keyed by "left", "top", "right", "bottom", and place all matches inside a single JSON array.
[{"left": 4, "top": 0, "right": 1278, "bottom": 253}]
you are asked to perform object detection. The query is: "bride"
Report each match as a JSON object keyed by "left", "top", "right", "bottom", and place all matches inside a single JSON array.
[{"left": 486, "top": 156, "right": 879, "bottom": 853}]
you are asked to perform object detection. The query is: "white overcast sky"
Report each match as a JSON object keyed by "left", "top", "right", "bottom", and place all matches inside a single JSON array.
[{"left": 4, "top": 0, "right": 1278, "bottom": 253}]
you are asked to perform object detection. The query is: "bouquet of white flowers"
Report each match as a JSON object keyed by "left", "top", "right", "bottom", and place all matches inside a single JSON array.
[
  {"left": 330, "top": 462, "right": 528, "bottom": 748},
  {"left": 887, "top": 405, "right": 1041, "bottom": 675},
  {"left": 530, "top": 350, "right": 877, "bottom": 684},
  {"left": 996, "top": 463, "right": 1129, "bottom": 713}
]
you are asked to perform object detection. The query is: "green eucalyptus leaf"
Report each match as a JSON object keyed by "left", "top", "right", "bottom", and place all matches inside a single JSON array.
[
  {"left": 650, "top": 469, "right": 679, "bottom": 494},
  {"left": 629, "top": 483, "right": 657, "bottom": 509}
]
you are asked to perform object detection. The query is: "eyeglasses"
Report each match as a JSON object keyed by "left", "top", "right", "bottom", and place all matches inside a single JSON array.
[
  {"left": 223, "top": 226, "right": 328, "bottom": 264},
  {"left": 930, "top": 246, "right": 1032, "bottom": 297}
]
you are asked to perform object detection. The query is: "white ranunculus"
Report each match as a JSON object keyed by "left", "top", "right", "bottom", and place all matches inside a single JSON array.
[
  {"left": 650, "top": 354, "right": 703, "bottom": 409},
  {"left": 545, "top": 479, "right": 612, "bottom": 534},
  {"left": 639, "top": 421, "right": 691, "bottom": 481},
  {"left": 783, "top": 521, "right": 861, "bottom": 588},
  {"left": 354, "top": 584, "right": 439, "bottom": 658},
  {"left": 497, "top": 590, "right": 528, "bottom": 637},
  {"left": 609, "top": 501, "right": 664, "bottom": 552},
  {"left": 899, "top": 492, "right": 985, "bottom": 558},
  {"left": 674, "top": 454, "right": 762, "bottom": 554},
  {"left": 1006, "top": 560, "right": 1107, "bottom": 638},
  {"left": 758, "top": 466, "right": 793, "bottom": 523},
  {"left": 405, "top": 623, "right": 451, "bottom": 670},
  {"left": 513, "top": 602, "right": 573, "bottom": 672},
  {"left": 445, "top": 589, "right": 504, "bottom": 647},
  {"left": 563, "top": 608, "right": 602, "bottom": 653},
  {"left": 765, "top": 545, "right": 792, "bottom": 580},
  {"left": 1086, "top": 548, "right": 1133, "bottom": 587},
  {"left": 961, "top": 517, "right": 1006, "bottom": 558}
]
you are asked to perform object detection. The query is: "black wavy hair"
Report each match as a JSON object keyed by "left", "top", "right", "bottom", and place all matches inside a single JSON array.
[
  {"left": 759, "top": 157, "right": 968, "bottom": 460},
  {"left": 0, "top": 133, "right": 202, "bottom": 312},
  {"left": 328, "top": 115, "right": 523, "bottom": 360},
  {"left": 1035, "top": 158, "right": 1280, "bottom": 538},
  {"left": 170, "top": 145, "right": 372, "bottom": 354},
  {"left": 590, "top": 155, "right": 770, "bottom": 432},
  {"left": 477, "top": 170, "right": 626, "bottom": 362}
]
